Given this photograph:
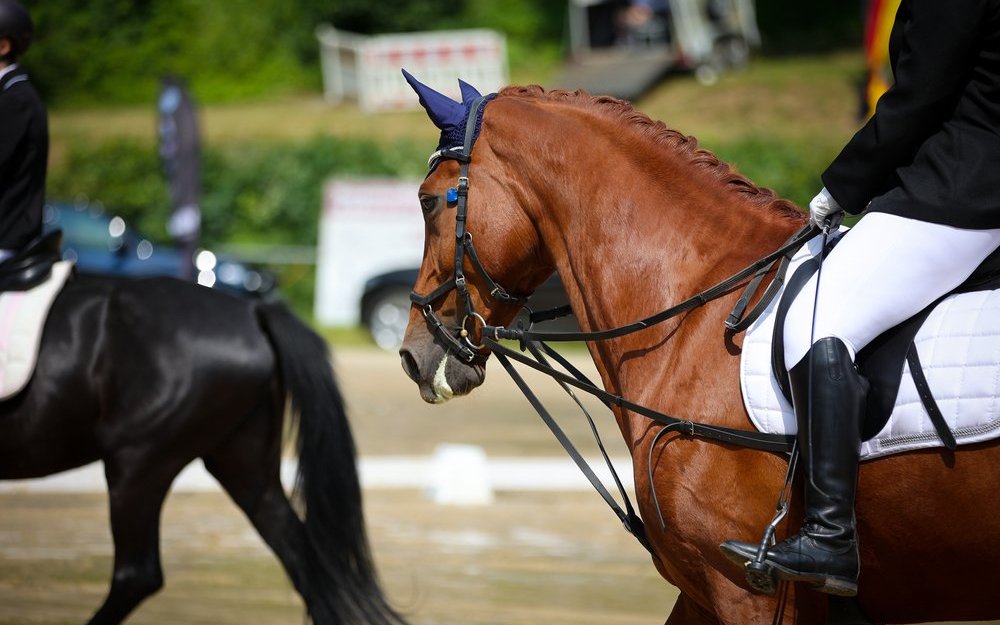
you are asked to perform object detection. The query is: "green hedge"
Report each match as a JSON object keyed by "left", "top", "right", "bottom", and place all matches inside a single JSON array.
[
  {"left": 48, "top": 132, "right": 834, "bottom": 316},
  {"left": 25, "top": 0, "right": 319, "bottom": 105},
  {"left": 49, "top": 137, "right": 428, "bottom": 246},
  {"left": 48, "top": 136, "right": 428, "bottom": 318},
  {"left": 708, "top": 135, "right": 843, "bottom": 209},
  {"left": 755, "top": 0, "right": 864, "bottom": 53}
]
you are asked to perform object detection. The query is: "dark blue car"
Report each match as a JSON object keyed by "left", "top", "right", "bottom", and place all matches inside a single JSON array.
[{"left": 42, "top": 202, "right": 275, "bottom": 298}]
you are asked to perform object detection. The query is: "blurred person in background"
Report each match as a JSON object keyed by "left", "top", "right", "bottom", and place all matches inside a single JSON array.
[
  {"left": 723, "top": 0, "right": 1000, "bottom": 597},
  {"left": 0, "top": 0, "right": 47, "bottom": 263},
  {"left": 618, "top": 0, "right": 671, "bottom": 46},
  {"left": 620, "top": 0, "right": 670, "bottom": 28}
]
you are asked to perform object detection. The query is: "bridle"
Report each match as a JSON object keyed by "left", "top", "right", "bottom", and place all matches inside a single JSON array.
[
  {"left": 408, "top": 93, "right": 817, "bottom": 555},
  {"left": 409, "top": 95, "right": 527, "bottom": 365}
]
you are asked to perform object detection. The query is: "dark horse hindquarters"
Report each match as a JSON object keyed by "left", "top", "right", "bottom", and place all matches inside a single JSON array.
[{"left": 0, "top": 275, "right": 405, "bottom": 625}]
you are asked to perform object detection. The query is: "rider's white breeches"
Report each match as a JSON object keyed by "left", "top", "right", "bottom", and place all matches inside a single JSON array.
[{"left": 783, "top": 212, "right": 1000, "bottom": 368}]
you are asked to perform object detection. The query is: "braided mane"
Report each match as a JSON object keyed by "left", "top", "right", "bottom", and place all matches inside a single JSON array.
[{"left": 497, "top": 85, "right": 804, "bottom": 222}]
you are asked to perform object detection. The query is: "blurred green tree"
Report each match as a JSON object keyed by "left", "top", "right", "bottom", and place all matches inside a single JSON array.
[
  {"left": 299, "top": 0, "right": 466, "bottom": 34},
  {"left": 24, "top": 0, "right": 314, "bottom": 105},
  {"left": 19, "top": 0, "right": 863, "bottom": 106},
  {"left": 755, "top": 0, "right": 864, "bottom": 52},
  {"left": 20, "top": 0, "right": 567, "bottom": 105}
]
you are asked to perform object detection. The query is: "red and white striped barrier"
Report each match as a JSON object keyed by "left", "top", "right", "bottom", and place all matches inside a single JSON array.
[{"left": 317, "top": 25, "right": 509, "bottom": 112}]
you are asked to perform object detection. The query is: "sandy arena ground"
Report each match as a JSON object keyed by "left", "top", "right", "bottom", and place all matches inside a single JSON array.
[{"left": 1, "top": 347, "right": 995, "bottom": 624}]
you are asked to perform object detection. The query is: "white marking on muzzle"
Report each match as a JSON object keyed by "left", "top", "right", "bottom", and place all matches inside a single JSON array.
[{"left": 432, "top": 355, "right": 455, "bottom": 403}]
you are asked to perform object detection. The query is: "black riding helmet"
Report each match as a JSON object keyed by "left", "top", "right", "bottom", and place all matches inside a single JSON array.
[{"left": 0, "top": 0, "right": 32, "bottom": 60}]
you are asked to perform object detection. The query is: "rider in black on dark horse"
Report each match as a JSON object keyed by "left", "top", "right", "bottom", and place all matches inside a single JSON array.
[
  {"left": 0, "top": 0, "right": 47, "bottom": 263},
  {"left": 722, "top": 0, "right": 1000, "bottom": 597}
]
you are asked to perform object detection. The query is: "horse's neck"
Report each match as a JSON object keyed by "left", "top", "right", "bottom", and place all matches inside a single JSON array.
[{"left": 536, "top": 151, "right": 801, "bottom": 449}]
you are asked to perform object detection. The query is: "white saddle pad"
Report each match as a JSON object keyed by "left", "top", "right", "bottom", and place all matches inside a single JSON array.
[
  {"left": 0, "top": 261, "right": 74, "bottom": 399},
  {"left": 740, "top": 236, "right": 1000, "bottom": 461}
]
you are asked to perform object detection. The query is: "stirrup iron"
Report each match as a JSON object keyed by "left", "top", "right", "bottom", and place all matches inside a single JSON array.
[{"left": 744, "top": 443, "right": 799, "bottom": 594}]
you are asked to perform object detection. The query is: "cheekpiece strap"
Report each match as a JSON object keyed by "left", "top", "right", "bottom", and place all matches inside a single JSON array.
[{"left": 452, "top": 96, "right": 491, "bottom": 317}]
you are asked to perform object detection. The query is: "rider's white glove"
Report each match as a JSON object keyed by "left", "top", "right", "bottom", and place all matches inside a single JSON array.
[{"left": 809, "top": 187, "right": 844, "bottom": 231}]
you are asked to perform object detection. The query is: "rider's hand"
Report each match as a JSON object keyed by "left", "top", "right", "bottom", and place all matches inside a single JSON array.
[{"left": 808, "top": 187, "right": 844, "bottom": 231}]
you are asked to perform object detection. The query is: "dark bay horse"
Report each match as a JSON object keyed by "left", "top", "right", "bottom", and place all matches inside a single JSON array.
[
  {"left": 0, "top": 274, "right": 405, "bottom": 625},
  {"left": 398, "top": 85, "right": 1000, "bottom": 624}
]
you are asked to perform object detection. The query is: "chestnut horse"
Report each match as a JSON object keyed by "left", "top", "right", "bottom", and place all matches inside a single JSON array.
[{"left": 398, "top": 85, "right": 1000, "bottom": 624}]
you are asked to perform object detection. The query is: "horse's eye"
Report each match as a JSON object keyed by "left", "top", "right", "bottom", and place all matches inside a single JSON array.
[{"left": 419, "top": 195, "right": 439, "bottom": 213}]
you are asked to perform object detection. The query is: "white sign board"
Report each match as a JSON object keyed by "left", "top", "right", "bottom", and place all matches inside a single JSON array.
[
  {"left": 317, "top": 25, "right": 508, "bottom": 112},
  {"left": 314, "top": 178, "right": 424, "bottom": 326}
]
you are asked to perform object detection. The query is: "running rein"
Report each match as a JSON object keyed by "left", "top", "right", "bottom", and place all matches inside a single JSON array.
[{"left": 411, "top": 95, "right": 807, "bottom": 553}]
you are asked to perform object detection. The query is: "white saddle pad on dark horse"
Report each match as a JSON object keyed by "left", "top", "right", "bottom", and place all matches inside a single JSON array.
[
  {"left": 0, "top": 261, "right": 74, "bottom": 399},
  {"left": 741, "top": 233, "right": 1000, "bottom": 461}
]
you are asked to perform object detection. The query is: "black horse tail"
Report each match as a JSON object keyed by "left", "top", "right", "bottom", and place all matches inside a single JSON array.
[{"left": 256, "top": 300, "right": 407, "bottom": 625}]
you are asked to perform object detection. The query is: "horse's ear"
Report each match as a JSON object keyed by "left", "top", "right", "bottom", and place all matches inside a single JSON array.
[
  {"left": 458, "top": 79, "right": 481, "bottom": 104},
  {"left": 401, "top": 68, "right": 465, "bottom": 132}
]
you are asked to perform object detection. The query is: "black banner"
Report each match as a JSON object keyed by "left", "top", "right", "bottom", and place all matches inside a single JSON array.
[{"left": 157, "top": 75, "right": 201, "bottom": 279}]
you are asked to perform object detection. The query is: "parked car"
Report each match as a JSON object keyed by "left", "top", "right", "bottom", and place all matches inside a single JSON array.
[
  {"left": 42, "top": 202, "right": 276, "bottom": 298},
  {"left": 360, "top": 269, "right": 578, "bottom": 351}
]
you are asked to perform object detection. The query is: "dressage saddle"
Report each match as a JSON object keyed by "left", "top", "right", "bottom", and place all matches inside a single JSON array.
[
  {"left": 0, "top": 230, "right": 63, "bottom": 292},
  {"left": 771, "top": 238, "right": 1000, "bottom": 444}
]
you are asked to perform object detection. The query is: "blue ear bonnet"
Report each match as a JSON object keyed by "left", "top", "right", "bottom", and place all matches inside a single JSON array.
[
  {"left": 437, "top": 92, "right": 496, "bottom": 152},
  {"left": 402, "top": 69, "right": 496, "bottom": 153}
]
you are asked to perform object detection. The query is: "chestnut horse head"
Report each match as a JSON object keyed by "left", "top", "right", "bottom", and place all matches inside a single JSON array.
[
  {"left": 399, "top": 77, "right": 1000, "bottom": 623},
  {"left": 398, "top": 76, "right": 562, "bottom": 403},
  {"left": 399, "top": 75, "right": 802, "bottom": 408}
]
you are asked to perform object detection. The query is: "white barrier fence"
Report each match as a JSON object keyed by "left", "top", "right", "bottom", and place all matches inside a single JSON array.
[
  {"left": 0, "top": 448, "right": 635, "bottom": 508},
  {"left": 313, "top": 177, "right": 423, "bottom": 327},
  {"left": 316, "top": 24, "right": 509, "bottom": 112}
]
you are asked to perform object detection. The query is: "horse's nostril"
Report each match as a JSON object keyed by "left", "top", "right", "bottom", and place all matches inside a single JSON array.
[{"left": 400, "top": 349, "right": 421, "bottom": 383}]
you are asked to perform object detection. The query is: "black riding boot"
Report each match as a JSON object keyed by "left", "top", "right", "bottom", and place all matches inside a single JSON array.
[{"left": 720, "top": 337, "right": 867, "bottom": 596}]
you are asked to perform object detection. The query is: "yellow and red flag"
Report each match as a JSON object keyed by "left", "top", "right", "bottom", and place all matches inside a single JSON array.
[{"left": 863, "top": 0, "right": 901, "bottom": 116}]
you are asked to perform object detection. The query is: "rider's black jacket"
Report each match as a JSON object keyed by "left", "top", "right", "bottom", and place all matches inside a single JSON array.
[
  {"left": 823, "top": 0, "right": 1000, "bottom": 229},
  {"left": 0, "top": 65, "right": 48, "bottom": 252}
]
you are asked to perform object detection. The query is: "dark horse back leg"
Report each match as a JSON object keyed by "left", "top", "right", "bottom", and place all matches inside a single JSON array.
[
  {"left": 77, "top": 278, "right": 284, "bottom": 624},
  {"left": 245, "top": 301, "right": 407, "bottom": 625},
  {"left": 203, "top": 398, "right": 316, "bottom": 609}
]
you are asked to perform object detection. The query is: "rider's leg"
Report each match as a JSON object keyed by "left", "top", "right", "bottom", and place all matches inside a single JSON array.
[
  {"left": 783, "top": 212, "right": 1000, "bottom": 368},
  {"left": 722, "top": 212, "right": 1000, "bottom": 595},
  {"left": 722, "top": 335, "right": 867, "bottom": 595},
  {"left": 752, "top": 336, "right": 867, "bottom": 595}
]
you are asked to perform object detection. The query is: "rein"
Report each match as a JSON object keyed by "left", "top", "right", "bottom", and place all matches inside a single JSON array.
[
  {"left": 488, "top": 226, "right": 812, "bottom": 344},
  {"left": 412, "top": 96, "right": 808, "bottom": 553}
]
